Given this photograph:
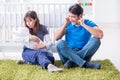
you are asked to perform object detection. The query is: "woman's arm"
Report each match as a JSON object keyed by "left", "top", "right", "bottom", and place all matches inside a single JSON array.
[
  {"left": 44, "top": 34, "right": 54, "bottom": 51},
  {"left": 29, "top": 35, "right": 46, "bottom": 49}
]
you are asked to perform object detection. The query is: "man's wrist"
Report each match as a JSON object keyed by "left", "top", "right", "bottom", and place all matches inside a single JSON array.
[{"left": 81, "top": 23, "right": 86, "bottom": 27}]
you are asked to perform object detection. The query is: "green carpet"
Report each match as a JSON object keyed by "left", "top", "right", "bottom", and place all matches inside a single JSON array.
[{"left": 0, "top": 59, "right": 120, "bottom": 80}]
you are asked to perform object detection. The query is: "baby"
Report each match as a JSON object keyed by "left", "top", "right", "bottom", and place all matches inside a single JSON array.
[
  {"left": 12, "top": 27, "right": 53, "bottom": 50},
  {"left": 12, "top": 27, "right": 30, "bottom": 42}
]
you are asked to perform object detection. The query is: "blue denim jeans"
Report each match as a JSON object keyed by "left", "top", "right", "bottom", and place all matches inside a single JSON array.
[
  {"left": 56, "top": 37, "right": 101, "bottom": 67},
  {"left": 22, "top": 46, "right": 54, "bottom": 69}
]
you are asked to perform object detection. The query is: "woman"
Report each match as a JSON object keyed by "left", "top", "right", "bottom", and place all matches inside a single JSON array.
[{"left": 18, "top": 11, "right": 63, "bottom": 72}]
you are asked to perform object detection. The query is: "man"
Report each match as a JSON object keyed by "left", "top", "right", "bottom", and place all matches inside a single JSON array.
[{"left": 54, "top": 4, "right": 103, "bottom": 69}]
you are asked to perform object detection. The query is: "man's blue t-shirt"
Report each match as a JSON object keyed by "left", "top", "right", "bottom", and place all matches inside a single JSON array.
[{"left": 65, "top": 19, "right": 97, "bottom": 49}]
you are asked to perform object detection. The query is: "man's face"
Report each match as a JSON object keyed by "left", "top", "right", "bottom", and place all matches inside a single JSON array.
[{"left": 68, "top": 12, "right": 82, "bottom": 25}]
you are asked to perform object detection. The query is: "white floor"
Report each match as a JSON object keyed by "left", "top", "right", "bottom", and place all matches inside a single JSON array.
[
  {"left": 92, "top": 23, "right": 120, "bottom": 72},
  {"left": 0, "top": 23, "right": 120, "bottom": 72}
]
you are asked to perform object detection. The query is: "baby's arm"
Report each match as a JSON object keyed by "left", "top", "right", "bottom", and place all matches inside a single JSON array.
[{"left": 44, "top": 34, "right": 54, "bottom": 51}]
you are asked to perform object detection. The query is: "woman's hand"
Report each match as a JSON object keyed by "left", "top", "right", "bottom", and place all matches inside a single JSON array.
[
  {"left": 29, "top": 35, "right": 40, "bottom": 42},
  {"left": 29, "top": 35, "right": 46, "bottom": 50},
  {"left": 33, "top": 41, "right": 46, "bottom": 50}
]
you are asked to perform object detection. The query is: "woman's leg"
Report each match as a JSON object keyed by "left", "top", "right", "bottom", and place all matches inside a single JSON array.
[
  {"left": 45, "top": 51, "right": 55, "bottom": 64},
  {"left": 22, "top": 46, "right": 38, "bottom": 64},
  {"left": 37, "top": 51, "right": 52, "bottom": 69}
]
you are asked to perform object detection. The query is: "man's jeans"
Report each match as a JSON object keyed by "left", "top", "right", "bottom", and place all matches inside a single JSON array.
[{"left": 56, "top": 37, "right": 101, "bottom": 67}]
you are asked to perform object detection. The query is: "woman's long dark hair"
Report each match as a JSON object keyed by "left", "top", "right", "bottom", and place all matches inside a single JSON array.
[{"left": 24, "top": 11, "right": 42, "bottom": 35}]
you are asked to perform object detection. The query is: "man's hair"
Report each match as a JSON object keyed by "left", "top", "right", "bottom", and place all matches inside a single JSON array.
[{"left": 69, "top": 4, "right": 83, "bottom": 16}]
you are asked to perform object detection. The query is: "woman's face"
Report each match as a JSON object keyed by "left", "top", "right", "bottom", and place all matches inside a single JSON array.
[
  {"left": 68, "top": 12, "right": 82, "bottom": 25},
  {"left": 25, "top": 17, "right": 36, "bottom": 28}
]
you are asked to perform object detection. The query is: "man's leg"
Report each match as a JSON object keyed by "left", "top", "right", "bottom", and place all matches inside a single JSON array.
[
  {"left": 76, "top": 37, "right": 101, "bottom": 61},
  {"left": 56, "top": 42, "right": 68, "bottom": 64},
  {"left": 56, "top": 40, "right": 86, "bottom": 67},
  {"left": 75, "top": 37, "right": 101, "bottom": 69}
]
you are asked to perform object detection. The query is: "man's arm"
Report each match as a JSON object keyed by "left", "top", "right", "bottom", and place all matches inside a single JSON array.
[
  {"left": 79, "top": 19, "right": 104, "bottom": 39},
  {"left": 82, "top": 24, "right": 103, "bottom": 39},
  {"left": 54, "top": 17, "right": 70, "bottom": 41}
]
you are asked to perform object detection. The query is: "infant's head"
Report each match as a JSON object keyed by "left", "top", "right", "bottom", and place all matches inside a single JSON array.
[{"left": 12, "top": 27, "right": 29, "bottom": 42}]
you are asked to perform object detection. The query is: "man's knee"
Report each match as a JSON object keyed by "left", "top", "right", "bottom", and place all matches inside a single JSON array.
[
  {"left": 56, "top": 40, "right": 66, "bottom": 48},
  {"left": 92, "top": 37, "right": 101, "bottom": 45}
]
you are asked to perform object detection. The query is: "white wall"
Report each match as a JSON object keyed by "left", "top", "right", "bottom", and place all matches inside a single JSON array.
[
  {"left": 23, "top": 0, "right": 77, "bottom": 3},
  {"left": 2, "top": 0, "right": 120, "bottom": 23},
  {"left": 94, "top": 0, "right": 120, "bottom": 23}
]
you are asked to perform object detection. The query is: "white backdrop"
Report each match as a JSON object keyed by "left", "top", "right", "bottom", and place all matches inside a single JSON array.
[{"left": 95, "top": 0, "right": 120, "bottom": 23}]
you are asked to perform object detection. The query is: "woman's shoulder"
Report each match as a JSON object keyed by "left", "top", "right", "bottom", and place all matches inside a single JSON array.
[
  {"left": 40, "top": 24, "right": 49, "bottom": 34},
  {"left": 41, "top": 24, "right": 48, "bottom": 28}
]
